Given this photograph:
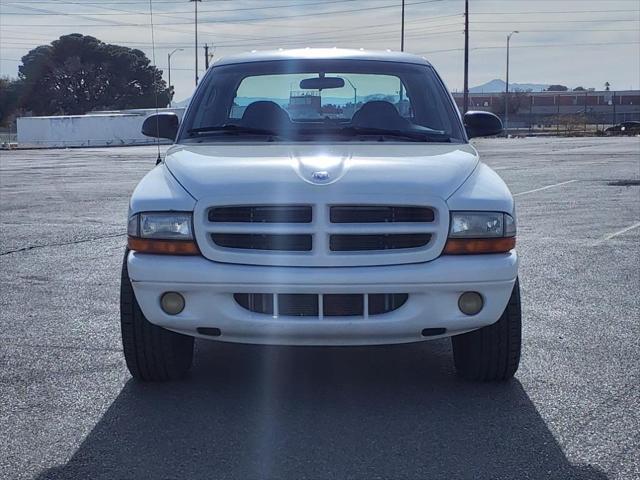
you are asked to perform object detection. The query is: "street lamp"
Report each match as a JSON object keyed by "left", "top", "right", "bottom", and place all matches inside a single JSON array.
[
  {"left": 400, "top": 0, "right": 405, "bottom": 52},
  {"left": 168, "top": 48, "right": 183, "bottom": 107},
  {"left": 190, "top": 0, "right": 202, "bottom": 86},
  {"left": 504, "top": 30, "right": 519, "bottom": 135},
  {"left": 345, "top": 77, "right": 357, "bottom": 111}
]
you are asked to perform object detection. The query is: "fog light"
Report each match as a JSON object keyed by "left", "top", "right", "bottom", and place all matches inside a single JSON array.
[
  {"left": 160, "top": 292, "right": 185, "bottom": 315},
  {"left": 458, "top": 291, "right": 483, "bottom": 316}
]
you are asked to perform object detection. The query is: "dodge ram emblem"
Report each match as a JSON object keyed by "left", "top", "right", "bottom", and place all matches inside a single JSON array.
[{"left": 312, "top": 171, "right": 330, "bottom": 181}]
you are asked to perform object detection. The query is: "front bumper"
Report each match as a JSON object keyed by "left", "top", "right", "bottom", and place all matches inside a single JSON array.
[{"left": 127, "top": 251, "right": 518, "bottom": 346}]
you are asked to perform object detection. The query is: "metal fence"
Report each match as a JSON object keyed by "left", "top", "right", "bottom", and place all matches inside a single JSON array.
[{"left": 0, "top": 132, "right": 18, "bottom": 144}]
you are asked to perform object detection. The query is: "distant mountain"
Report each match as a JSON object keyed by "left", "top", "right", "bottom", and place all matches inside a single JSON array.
[
  {"left": 170, "top": 95, "right": 391, "bottom": 110},
  {"left": 469, "top": 79, "right": 550, "bottom": 93},
  {"left": 234, "top": 95, "right": 381, "bottom": 106}
]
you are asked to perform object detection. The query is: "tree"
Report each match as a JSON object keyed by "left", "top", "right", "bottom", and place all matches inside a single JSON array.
[
  {"left": 546, "top": 85, "right": 568, "bottom": 92},
  {"left": 573, "top": 86, "right": 586, "bottom": 91},
  {"left": 604, "top": 82, "right": 611, "bottom": 91},
  {"left": 0, "top": 77, "right": 24, "bottom": 127},
  {"left": 18, "top": 34, "right": 171, "bottom": 116}
]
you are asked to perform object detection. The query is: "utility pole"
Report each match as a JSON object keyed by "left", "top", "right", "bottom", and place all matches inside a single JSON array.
[
  {"left": 463, "top": 0, "right": 469, "bottom": 114},
  {"left": 167, "top": 48, "right": 183, "bottom": 107},
  {"left": 504, "top": 31, "right": 518, "bottom": 135},
  {"left": 556, "top": 94, "right": 560, "bottom": 136},
  {"left": 346, "top": 78, "right": 357, "bottom": 110},
  {"left": 190, "top": 0, "right": 201, "bottom": 86},
  {"left": 204, "top": 44, "right": 209, "bottom": 70},
  {"left": 400, "top": 0, "right": 405, "bottom": 52},
  {"left": 584, "top": 90, "right": 588, "bottom": 133},
  {"left": 398, "top": 0, "right": 405, "bottom": 111},
  {"left": 529, "top": 95, "right": 533, "bottom": 134}
]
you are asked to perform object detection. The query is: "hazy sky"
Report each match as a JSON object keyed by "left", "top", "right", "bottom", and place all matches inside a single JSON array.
[{"left": 1, "top": 0, "right": 638, "bottom": 102}]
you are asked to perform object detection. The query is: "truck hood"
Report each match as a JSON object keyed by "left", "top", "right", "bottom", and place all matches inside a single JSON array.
[{"left": 164, "top": 143, "right": 478, "bottom": 201}]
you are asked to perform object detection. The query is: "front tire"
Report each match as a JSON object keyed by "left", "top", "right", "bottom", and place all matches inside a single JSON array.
[
  {"left": 452, "top": 279, "right": 522, "bottom": 381},
  {"left": 120, "top": 251, "right": 194, "bottom": 381}
]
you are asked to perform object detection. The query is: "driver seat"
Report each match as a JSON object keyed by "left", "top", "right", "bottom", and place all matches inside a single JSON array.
[
  {"left": 240, "top": 101, "right": 291, "bottom": 130},
  {"left": 351, "top": 101, "right": 410, "bottom": 130}
]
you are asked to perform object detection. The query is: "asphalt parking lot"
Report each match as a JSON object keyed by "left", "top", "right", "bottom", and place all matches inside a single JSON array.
[{"left": 1, "top": 137, "right": 639, "bottom": 480}]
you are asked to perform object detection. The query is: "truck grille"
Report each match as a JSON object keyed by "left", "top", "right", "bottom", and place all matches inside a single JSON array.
[
  {"left": 330, "top": 205, "right": 434, "bottom": 223},
  {"left": 329, "top": 233, "right": 431, "bottom": 251},
  {"left": 209, "top": 205, "right": 312, "bottom": 223},
  {"left": 234, "top": 293, "right": 408, "bottom": 318},
  {"left": 212, "top": 233, "right": 312, "bottom": 251},
  {"left": 194, "top": 198, "right": 448, "bottom": 267}
]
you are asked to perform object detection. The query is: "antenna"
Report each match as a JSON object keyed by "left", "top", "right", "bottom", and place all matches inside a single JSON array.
[{"left": 148, "top": 0, "right": 162, "bottom": 165}]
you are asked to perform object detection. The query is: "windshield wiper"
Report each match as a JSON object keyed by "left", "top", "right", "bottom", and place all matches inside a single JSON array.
[
  {"left": 339, "top": 126, "right": 450, "bottom": 142},
  {"left": 187, "top": 124, "right": 280, "bottom": 137}
]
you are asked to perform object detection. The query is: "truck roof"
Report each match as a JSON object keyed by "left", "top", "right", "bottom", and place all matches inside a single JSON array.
[{"left": 212, "top": 48, "right": 432, "bottom": 67}]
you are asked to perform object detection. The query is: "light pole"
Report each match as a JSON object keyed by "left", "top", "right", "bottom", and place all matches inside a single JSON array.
[
  {"left": 190, "top": 0, "right": 202, "bottom": 86},
  {"left": 463, "top": 0, "right": 470, "bottom": 114},
  {"left": 504, "top": 30, "right": 519, "bottom": 135},
  {"left": 168, "top": 48, "right": 183, "bottom": 107},
  {"left": 399, "top": 0, "right": 406, "bottom": 108},
  {"left": 345, "top": 78, "right": 357, "bottom": 112},
  {"left": 400, "top": 0, "right": 405, "bottom": 52}
]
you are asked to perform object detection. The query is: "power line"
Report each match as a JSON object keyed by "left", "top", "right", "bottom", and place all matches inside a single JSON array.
[
  {"left": 6, "top": 17, "right": 636, "bottom": 28},
  {"left": 472, "top": 9, "right": 639, "bottom": 14},
  {"left": 5, "top": 6, "right": 638, "bottom": 16},
  {"left": 0, "top": 19, "right": 466, "bottom": 48},
  {"left": 473, "top": 29, "right": 639, "bottom": 32},
  {"left": 2, "top": 0, "right": 371, "bottom": 15},
  {"left": 471, "top": 19, "right": 637, "bottom": 24},
  {"left": 0, "top": 30, "right": 465, "bottom": 51},
  {"left": 420, "top": 40, "right": 640, "bottom": 55},
  {"left": 4, "top": 0, "right": 446, "bottom": 26}
]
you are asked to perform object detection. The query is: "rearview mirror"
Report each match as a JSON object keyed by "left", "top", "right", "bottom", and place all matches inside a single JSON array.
[
  {"left": 142, "top": 112, "right": 179, "bottom": 141},
  {"left": 464, "top": 111, "right": 503, "bottom": 139},
  {"left": 299, "top": 76, "right": 345, "bottom": 90}
]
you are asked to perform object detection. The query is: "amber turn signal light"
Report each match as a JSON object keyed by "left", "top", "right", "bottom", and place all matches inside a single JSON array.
[
  {"left": 443, "top": 237, "right": 515, "bottom": 255},
  {"left": 127, "top": 237, "right": 200, "bottom": 255}
]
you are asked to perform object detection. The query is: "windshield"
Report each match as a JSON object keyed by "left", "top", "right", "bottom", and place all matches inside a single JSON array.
[{"left": 179, "top": 59, "right": 465, "bottom": 143}]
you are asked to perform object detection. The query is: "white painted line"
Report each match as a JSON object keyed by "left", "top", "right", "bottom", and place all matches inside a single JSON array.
[
  {"left": 594, "top": 222, "right": 640, "bottom": 245},
  {"left": 514, "top": 180, "right": 578, "bottom": 197}
]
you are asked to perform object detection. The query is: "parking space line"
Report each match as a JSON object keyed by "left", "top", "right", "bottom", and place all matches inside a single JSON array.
[
  {"left": 594, "top": 222, "right": 640, "bottom": 245},
  {"left": 514, "top": 180, "right": 577, "bottom": 197}
]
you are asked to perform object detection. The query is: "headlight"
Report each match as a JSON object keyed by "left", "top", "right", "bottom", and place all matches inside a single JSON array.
[
  {"left": 449, "top": 212, "right": 516, "bottom": 238},
  {"left": 127, "top": 212, "right": 199, "bottom": 255},
  {"left": 444, "top": 211, "right": 516, "bottom": 255},
  {"left": 128, "top": 212, "right": 193, "bottom": 240}
]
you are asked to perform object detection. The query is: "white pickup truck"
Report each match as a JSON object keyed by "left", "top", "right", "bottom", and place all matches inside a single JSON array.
[{"left": 123, "top": 48, "right": 520, "bottom": 382}]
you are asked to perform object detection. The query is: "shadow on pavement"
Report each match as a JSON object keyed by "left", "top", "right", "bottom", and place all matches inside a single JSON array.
[{"left": 37, "top": 340, "right": 607, "bottom": 480}]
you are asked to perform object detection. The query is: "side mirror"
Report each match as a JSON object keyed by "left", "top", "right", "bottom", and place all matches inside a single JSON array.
[
  {"left": 464, "top": 111, "right": 503, "bottom": 139},
  {"left": 142, "top": 113, "right": 179, "bottom": 141}
]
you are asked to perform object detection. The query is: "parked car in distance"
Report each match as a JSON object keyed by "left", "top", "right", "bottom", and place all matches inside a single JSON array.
[
  {"left": 605, "top": 121, "right": 640, "bottom": 135},
  {"left": 124, "top": 48, "right": 520, "bottom": 382}
]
